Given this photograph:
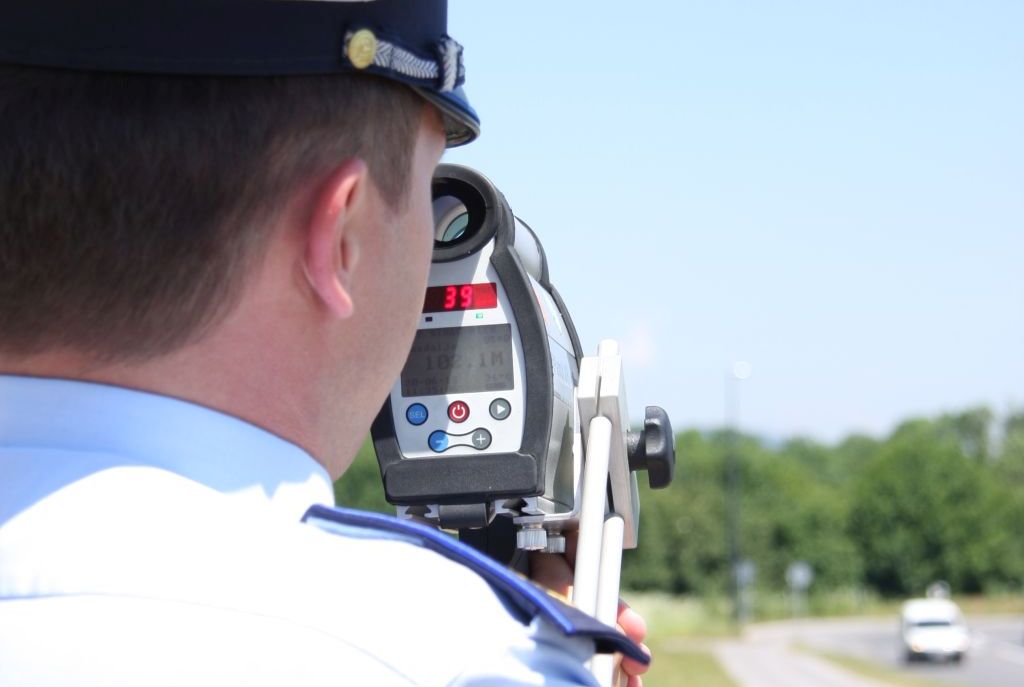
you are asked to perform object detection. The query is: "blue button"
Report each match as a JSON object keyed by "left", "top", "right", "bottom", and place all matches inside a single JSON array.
[
  {"left": 406, "top": 403, "right": 428, "bottom": 426},
  {"left": 428, "top": 430, "right": 449, "bottom": 453}
]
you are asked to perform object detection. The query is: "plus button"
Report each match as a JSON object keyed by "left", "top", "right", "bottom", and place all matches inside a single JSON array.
[{"left": 470, "top": 428, "right": 492, "bottom": 450}]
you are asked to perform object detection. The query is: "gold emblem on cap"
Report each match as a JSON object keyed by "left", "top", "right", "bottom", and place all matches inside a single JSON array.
[{"left": 348, "top": 29, "right": 378, "bottom": 70}]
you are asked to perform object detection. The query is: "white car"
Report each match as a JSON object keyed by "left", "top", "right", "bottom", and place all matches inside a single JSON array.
[{"left": 900, "top": 598, "right": 969, "bottom": 663}]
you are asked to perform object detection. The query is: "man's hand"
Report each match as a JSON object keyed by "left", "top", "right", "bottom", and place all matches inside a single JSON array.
[{"left": 530, "top": 544, "right": 651, "bottom": 687}]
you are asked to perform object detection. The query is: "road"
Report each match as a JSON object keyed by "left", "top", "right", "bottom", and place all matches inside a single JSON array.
[
  {"left": 714, "top": 637, "right": 889, "bottom": 687},
  {"left": 712, "top": 615, "right": 1024, "bottom": 687}
]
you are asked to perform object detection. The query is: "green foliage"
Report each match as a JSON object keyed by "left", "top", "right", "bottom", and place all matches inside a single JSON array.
[
  {"left": 622, "top": 431, "right": 731, "bottom": 594},
  {"left": 334, "top": 407, "right": 1024, "bottom": 599},
  {"left": 332, "top": 438, "right": 391, "bottom": 514},
  {"left": 849, "top": 414, "right": 1023, "bottom": 595},
  {"left": 744, "top": 449, "right": 863, "bottom": 590}
]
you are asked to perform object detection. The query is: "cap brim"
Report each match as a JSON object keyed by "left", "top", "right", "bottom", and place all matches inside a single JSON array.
[{"left": 415, "top": 85, "right": 480, "bottom": 147}]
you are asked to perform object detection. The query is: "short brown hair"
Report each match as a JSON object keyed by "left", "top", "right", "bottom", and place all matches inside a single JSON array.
[{"left": 0, "top": 65, "right": 424, "bottom": 361}]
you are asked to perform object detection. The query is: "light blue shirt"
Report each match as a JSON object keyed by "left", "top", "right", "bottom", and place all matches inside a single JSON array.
[{"left": 0, "top": 375, "right": 598, "bottom": 686}]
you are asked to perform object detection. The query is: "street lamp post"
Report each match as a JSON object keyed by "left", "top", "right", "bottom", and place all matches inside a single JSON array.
[{"left": 726, "top": 361, "right": 751, "bottom": 625}]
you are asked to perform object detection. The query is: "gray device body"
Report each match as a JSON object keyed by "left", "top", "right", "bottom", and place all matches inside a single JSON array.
[{"left": 371, "top": 164, "right": 584, "bottom": 551}]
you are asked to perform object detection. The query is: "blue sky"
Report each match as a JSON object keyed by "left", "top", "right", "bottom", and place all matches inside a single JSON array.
[{"left": 444, "top": 1, "right": 1023, "bottom": 442}]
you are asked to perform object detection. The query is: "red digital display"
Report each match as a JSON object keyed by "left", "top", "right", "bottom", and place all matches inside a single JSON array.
[{"left": 423, "top": 283, "right": 498, "bottom": 313}]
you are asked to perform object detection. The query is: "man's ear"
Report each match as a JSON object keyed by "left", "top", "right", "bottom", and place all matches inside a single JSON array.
[{"left": 303, "top": 158, "right": 369, "bottom": 320}]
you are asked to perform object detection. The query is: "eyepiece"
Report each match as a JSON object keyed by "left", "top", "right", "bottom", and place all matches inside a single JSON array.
[
  {"left": 432, "top": 194, "right": 472, "bottom": 244},
  {"left": 429, "top": 166, "right": 510, "bottom": 262},
  {"left": 431, "top": 177, "right": 487, "bottom": 251}
]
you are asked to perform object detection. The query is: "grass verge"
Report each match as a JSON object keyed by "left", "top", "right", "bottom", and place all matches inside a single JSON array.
[
  {"left": 644, "top": 647, "right": 737, "bottom": 687},
  {"left": 624, "top": 589, "right": 1024, "bottom": 628},
  {"left": 626, "top": 592, "right": 737, "bottom": 639},
  {"left": 623, "top": 593, "right": 737, "bottom": 687}
]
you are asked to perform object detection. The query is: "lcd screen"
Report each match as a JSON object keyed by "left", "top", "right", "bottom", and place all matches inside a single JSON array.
[{"left": 401, "top": 324, "right": 514, "bottom": 396}]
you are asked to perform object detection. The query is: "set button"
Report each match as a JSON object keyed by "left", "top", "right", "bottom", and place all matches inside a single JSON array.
[{"left": 405, "top": 403, "right": 428, "bottom": 426}]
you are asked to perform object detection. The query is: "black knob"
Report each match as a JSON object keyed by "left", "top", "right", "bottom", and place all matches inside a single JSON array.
[{"left": 626, "top": 406, "right": 676, "bottom": 489}]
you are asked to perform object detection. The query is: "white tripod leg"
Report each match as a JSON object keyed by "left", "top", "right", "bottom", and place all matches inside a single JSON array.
[
  {"left": 591, "top": 513, "right": 626, "bottom": 687},
  {"left": 576, "top": 341, "right": 643, "bottom": 687},
  {"left": 572, "top": 415, "right": 612, "bottom": 618}
]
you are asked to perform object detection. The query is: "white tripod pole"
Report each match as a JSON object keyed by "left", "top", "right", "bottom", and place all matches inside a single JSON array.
[{"left": 573, "top": 341, "right": 639, "bottom": 687}]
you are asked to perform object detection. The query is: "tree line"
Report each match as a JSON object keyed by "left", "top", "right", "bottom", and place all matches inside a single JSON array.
[{"left": 334, "top": 407, "right": 1024, "bottom": 597}]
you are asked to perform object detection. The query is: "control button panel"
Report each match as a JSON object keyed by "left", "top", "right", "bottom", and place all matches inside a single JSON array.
[
  {"left": 399, "top": 391, "right": 520, "bottom": 457},
  {"left": 406, "top": 403, "right": 428, "bottom": 426},
  {"left": 488, "top": 398, "right": 511, "bottom": 421},
  {"left": 447, "top": 400, "right": 470, "bottom": 423}
]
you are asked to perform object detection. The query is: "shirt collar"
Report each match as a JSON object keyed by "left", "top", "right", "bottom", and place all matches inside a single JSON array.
[{"left": 0, "top": 374, "right": 335, "bottom": 522}]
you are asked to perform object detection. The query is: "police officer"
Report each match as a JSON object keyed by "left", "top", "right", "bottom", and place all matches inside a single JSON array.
[{"left": 0, "top": 1, "right": 649, "bottom": 685}]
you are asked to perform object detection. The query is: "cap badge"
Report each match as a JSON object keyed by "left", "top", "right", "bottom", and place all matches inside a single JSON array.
[{"left": 347, "top": 28, "right": 378, "bottom": 70}]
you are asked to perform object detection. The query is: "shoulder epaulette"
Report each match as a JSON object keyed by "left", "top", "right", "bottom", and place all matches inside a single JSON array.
[{"left": 302, "top": 504, "right": 648, "bottom": 665}]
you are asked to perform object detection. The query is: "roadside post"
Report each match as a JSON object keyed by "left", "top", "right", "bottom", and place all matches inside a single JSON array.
[{"left": 786, "top": 560, "right": 814, "bottom": 617}]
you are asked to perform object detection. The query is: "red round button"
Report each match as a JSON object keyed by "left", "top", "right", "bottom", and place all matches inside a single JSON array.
[{"left": 448, "top": 400, "right": 470, "bottom": 423}]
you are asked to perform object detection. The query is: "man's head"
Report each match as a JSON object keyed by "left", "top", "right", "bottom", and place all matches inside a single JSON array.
[
  {"left": 0, "top": 64, "right": 448, "bottom": 474},
  {"left": 0, "top": 66, "right": 424, "bottom": 361},
  {"left": 0, "top": 1, "right": 471, "bottom": 474}
]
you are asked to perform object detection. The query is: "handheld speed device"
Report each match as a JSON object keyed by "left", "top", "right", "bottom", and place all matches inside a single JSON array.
[{"left": 371, "top": 164, "right": 675, "bottom": 563}]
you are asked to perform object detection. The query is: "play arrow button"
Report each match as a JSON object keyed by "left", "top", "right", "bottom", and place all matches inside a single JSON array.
[{"left": 489, "top": 398, "right": 511, "bottom": 421}]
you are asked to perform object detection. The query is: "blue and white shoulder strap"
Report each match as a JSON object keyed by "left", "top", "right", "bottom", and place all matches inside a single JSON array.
[{"left": 302, "top": 504, "right": 648, "bottom": 665}]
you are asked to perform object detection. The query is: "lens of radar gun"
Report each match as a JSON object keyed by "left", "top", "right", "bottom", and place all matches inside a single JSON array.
[{"left": 432, "top": 195, "right": 470, "bottom": 243}]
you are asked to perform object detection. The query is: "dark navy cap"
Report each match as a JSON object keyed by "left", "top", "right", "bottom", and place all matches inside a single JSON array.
[{"left": 0, "top": 0, "right": 480, "bottom": 146}]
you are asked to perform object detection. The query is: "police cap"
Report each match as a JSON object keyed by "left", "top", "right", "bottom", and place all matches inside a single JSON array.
[{"left": 0, "top": 0, "right": 479, "bottom": 146}]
